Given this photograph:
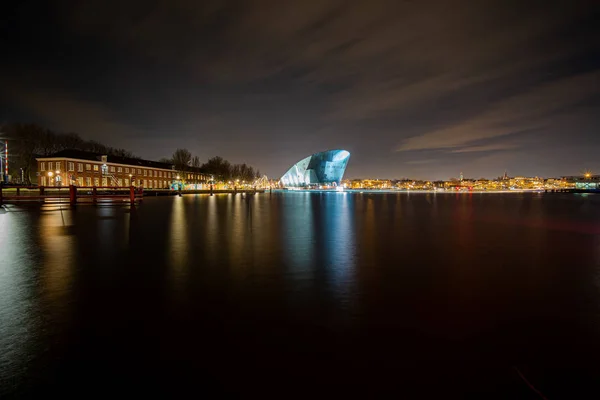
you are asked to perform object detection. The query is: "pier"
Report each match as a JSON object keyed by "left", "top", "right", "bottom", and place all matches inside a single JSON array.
[
  {"left": 0, "top": 185, "right": 142, "bottom": 206},
  {"left": 0, "top": 185, "right": 266, "bottom": 206}
]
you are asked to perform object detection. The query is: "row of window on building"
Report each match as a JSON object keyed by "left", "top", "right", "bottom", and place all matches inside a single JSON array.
[
  {"left": 39, "top": 161, "right": 178, "bottom": 178},
  {"left": 40, "top": 175, "right": 180, "bottom": 189}
]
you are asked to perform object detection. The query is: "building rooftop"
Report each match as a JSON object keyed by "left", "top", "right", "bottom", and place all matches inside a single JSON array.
[{"left": 37, "top": 149, "right": 174, "bottom": 170}]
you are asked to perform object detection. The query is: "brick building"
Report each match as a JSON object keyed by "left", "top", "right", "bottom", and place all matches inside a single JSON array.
[{"left": 36, "top": 149, "right": 209, "bottom": 188}]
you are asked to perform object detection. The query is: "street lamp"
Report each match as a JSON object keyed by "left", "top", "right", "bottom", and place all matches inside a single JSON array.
[{"left": 585, "top": 172, "right": 591, "bottom": 179}]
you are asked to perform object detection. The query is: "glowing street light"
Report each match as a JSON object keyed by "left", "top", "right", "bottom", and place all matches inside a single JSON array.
[{"left": 585, "top": 172, "right": 591, "bottom": 179}]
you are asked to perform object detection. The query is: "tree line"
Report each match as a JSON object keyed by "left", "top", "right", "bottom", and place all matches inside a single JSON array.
[
  {"left": 2, "top": 123, "right": 137, "bottom": 183},
  {"left": 2, "top": 123, "right": 261, "bottom": 184},
  {"left": 160, "top": 149, "right": 261, "bottom": 182}
]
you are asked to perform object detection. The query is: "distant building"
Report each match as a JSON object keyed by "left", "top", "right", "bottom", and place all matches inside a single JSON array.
[
  {"left": 563, "top": 175, "right": 600, "bottom": 190},
  {"left": 280, "top": 150, "right": 350, "bottom": 188},
  {"left": 36, "top": 149, "right": 209, "bottom": 188}
]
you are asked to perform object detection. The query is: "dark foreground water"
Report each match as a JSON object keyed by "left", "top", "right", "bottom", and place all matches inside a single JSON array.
[{"left": 1, "top": 192, "right": 600, "bottom": 398}]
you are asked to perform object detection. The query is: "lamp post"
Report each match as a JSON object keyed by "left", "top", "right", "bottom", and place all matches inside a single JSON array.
[{"left": 0, "top": 139, "right": 7, "bottom": 184}]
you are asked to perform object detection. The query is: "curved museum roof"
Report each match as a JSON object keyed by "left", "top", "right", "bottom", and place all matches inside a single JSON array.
[{"left": 279, "top": 149, "right": 350, "bottom": 187}]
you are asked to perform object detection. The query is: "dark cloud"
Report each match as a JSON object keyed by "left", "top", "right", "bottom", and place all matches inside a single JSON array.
[{"left": 1, "top": 0, "right": 599, "bottom": 179}]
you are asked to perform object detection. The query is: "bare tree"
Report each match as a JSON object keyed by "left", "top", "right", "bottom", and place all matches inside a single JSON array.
[
  {"left": 172, "top": 148, "right": 192, "bottom": 171},
  {"left": 109, "top": 148, "right": 135, "bottom": 158},
  {"left": 191, "top": 155, "right": 201, "bottom": 169}
]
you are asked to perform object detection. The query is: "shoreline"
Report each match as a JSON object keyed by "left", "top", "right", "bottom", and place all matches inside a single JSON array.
[{"left": 277, "top": 188, "right": 597, "bottom": 194}]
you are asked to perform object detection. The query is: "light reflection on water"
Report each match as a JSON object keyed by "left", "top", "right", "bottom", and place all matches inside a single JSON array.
[
  {"left": 169, "top": 196, "right": 188, "bottom": 282},
  {"left": 0, "top": 210, "right": 38, "bottom": 387},
  {"left": 1, "top": 193, "right": 600, "bottom": 396}
]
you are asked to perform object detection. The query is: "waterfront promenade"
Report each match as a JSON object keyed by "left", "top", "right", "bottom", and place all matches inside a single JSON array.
[{"left": 0, "top": 185, "right": 267, "bottom": 205}]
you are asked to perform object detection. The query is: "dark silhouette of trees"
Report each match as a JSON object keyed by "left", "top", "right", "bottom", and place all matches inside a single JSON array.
[
  {"left": 201, "top": 156, "right": 231, "bottom": 180},
  {"left": 191, "top": 155, "right": 201, "bottom": 169},
  {"left": 199, "top": 156, "right": 260, "bottom": 182},
  {"left": 3, "top": 123, "right": 138, "bottom": 183},
  {"left": 172, "top": 149, "right": 192, "bottom": 171},
  {"left": 2, "top": 122, "right": 262, "bottom": 184}
]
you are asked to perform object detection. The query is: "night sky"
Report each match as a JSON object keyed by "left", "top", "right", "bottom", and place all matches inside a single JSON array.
[{"left": 1, "top": 0, "right": 599, "bottom": 180}]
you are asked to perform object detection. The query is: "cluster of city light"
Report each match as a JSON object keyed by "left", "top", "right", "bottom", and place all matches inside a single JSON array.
[{"left": 342, "top": 175, "right": 590, "bottom": 191}]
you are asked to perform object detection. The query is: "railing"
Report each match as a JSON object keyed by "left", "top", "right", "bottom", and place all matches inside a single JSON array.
[{"left": 0, "top": 185, "right": 143, "bottom": 206}]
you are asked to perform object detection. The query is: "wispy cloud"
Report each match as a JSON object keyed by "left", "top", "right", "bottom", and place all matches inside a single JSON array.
[
  {"left": 450, "top": 143, "right": 518, "bottom": 153},
  {"left": 9, "top": 86, "right": 144, "bottom": 143},
  {"left": 396, "top": 69, "right": 599, "bottom": 152},
  {"left": 2, "top": 0, "right": 598, "bottom": 177},
  {"left": 404, "top": 159, "right": 439, "bottom": 165}
]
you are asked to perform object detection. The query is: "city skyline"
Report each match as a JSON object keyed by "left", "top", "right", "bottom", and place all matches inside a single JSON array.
[{"left": 1, "top": 0, "right": 599, "bottom": 180}]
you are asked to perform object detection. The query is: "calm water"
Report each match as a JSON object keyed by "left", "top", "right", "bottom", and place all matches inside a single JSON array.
[{"left": 1, "top": 192, "right": 600, "bottom": 397}]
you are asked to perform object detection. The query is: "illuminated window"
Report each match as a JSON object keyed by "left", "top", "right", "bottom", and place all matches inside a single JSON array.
[
  {"left": 154, "top": 171, "right": 157, "bottom": 177},
  {"left": 77, "top": 177, "right": 83, "bottom": 186},
  {"left": 86, "top": 177, "right": 91, "bottom": 186},
  {"left": 118, "top": 167, "right": 122, "bottom": 173},
  {"left": 48, "top": 162, "right": 53, "bottom": 171},
  {"left": 125, "top": 168, "right": 129, "bottom": 173},
  {"left": 55, "top": 162, "right": 61, "bottom": 171},
  {"left": 68, "top": 162, "right": 74, "bottom": 171},
  {"left": 143, "top": 170, "right": 147, "bottom": 176},
  {"left": 41, "top": 176, "right": 46, "bottom": 186},
  {"left": 94, "top": 178, "right": 99, "bottom": 186},
  {"left": 118, "top": 179, "right": 123, "bottom": 186},
  {"left": 40, "top": 162, "right": 46, "bottom": 171},
  {"left": 110, "top": 166, "right": 115, "bottom": 173},
  {"left": 93, "top": 165, "right": 99, "bottom": 171},
  {"left": 78, "top": 163, "right": 83, "bottom": 172},
  {"left": 86, "top": 164, "right": 91, "bottom": 171},
  {"left": 137, "top": 169, "right": 141, "bottom": 174}
]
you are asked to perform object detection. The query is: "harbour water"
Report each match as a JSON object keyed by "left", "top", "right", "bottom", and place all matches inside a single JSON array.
[{"left": 1, "top": 192, "right": 600, "bottom": 397}]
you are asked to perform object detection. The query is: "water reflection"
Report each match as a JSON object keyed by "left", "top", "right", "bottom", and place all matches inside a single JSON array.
[
  {"left": 169, "top": 196, "right": 188, "bottom": 284},
  {"left": 323, "top": 193, "right": 356, "bottom": 297},
  {"left": 39, "top": 208, "right": 76, "bottom": 305},
  {"left": 229, "top": 194, "right": 246, "bottom": 271},
  {"left": 0, "top": 210, "right": 39, "bottom": 386},
  {"left": 281, "top": 192, "right": 357, "bottom": 297},
  {"left": 96, "top": 205, "right": 121, "bottom": 252},
  {"left": 3, "top": 193, "right": 600, "bottom": 396},
  {"left": 205, "top": 195, "right": 219, "bottom": 263},
  {"left": 282, "top": 193, "right": 314, "bottom": 275}
]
